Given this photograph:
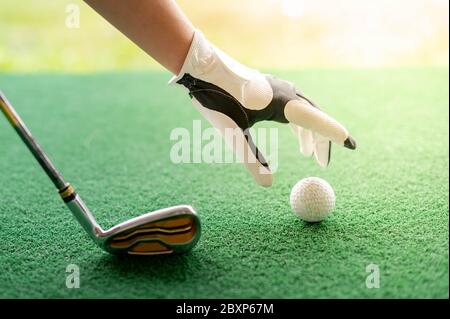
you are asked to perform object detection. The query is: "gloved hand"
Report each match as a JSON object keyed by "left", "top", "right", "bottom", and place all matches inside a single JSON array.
[{"left": 170, "top": 30, "right": 356, "bottom": 187}]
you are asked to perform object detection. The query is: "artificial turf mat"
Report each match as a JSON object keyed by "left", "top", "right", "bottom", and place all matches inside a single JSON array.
[{"left": 0, "top": 68, "right": 448, "bottom": 298}]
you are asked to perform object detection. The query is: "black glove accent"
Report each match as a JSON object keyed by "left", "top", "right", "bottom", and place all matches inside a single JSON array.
[
  {"left": 177, "top": 73, "right": 316, "bottom": 130},
  {"left": 177, "top": 73, "right": 272, "bottom": 167},
  {"left": 177, "top": 73, "right": 251, "bottom": 130}
]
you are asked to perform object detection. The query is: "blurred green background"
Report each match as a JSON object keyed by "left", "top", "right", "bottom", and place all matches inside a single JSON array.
[{"left": 0, "top": 0, "right": 448, "bottom": 72}]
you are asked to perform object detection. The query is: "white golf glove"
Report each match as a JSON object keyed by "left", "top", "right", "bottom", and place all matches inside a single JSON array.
[{"left": 170, "top": 30, "right": 356, "bottom": 187}]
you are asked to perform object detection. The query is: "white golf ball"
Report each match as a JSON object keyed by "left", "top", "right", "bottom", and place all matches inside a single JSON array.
[{"left": 290, "top": 177, "right": 335, "bottom": 222}]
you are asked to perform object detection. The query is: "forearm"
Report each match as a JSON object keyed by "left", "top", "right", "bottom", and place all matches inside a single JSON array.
[{"left": 84, "top": 0, "right": 194, "bottom": 74}]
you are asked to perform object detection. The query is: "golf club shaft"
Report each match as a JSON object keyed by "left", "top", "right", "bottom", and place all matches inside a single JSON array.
[
  {"left": 0, "top": 91, "right": 68, "bottom": 190},
  {"left": 0, "top": 91, "right": 104, "bottom": 239}
]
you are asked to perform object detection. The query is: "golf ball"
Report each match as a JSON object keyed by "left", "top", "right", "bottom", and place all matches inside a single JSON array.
[{"left": 290, "top": 177, "right": 335, "bottom": 222}]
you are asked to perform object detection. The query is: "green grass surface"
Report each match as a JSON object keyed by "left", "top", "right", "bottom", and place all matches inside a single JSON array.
[{"left": 0, "top": 68, "right": 448, "bottom": 298}]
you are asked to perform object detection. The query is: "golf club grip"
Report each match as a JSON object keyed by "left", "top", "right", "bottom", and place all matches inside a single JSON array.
[{"left": 0, "top": 91, "right": 68, "bottom": 190}]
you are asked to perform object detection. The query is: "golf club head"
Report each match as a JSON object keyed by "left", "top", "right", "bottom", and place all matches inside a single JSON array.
[
  {"left": 102, "top": 205, "right": 201, "bottom": 255},
  {"left": 65, "top": 194, "right": 201, "bottom": 256}
]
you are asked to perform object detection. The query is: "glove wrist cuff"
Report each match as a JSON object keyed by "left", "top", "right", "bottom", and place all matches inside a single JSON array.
[
  {"left": 168, "top": 30, "right": 273, "bottom": 110},
  {"left": 168, "top": 29, "right": 211, "bottom": 85}
]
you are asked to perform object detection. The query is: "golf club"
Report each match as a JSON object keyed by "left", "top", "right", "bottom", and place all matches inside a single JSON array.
[{"left": 0, "top": 91, "right": 201, "bottom": 255}]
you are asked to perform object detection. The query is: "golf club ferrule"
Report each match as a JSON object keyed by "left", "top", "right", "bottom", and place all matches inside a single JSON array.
[{"left": 59, "top": 183, "right": 76, "bottom": 203}]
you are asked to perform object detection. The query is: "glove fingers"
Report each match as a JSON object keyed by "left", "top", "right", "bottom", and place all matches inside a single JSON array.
[
  {"left": 300, "top": 127, "right": 315, "bottom": 157},
  {"left": 313, "top": 132, "right": 332, "bottom": 167},
  {"left": 284, "top": 99, "right": 356, "bottom": 149},
  {"left": 290, "top": 123, "right": 314, "bottom": 157},
  {"left": 192, "top": 98, "right": 273, "bottom": 187}
]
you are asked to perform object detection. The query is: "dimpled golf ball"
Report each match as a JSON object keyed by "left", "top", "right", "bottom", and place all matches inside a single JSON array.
[{"left": 290, "top": 177, "right": 335, "bottom": 222}]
